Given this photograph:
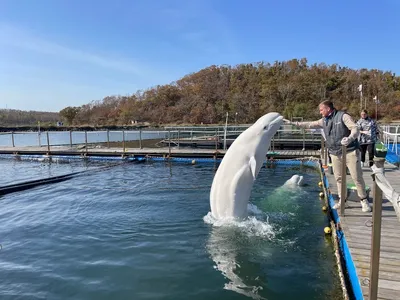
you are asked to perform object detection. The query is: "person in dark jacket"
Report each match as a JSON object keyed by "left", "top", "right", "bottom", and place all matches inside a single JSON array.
[
  {"left": 357, "top": 110, "right": 379, "bottom": 167},
  {"left": 286, "top": 100, "right": 371, "bottom": 213}
]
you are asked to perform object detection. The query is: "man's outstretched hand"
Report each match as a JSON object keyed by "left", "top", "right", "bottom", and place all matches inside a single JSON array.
[
  {"left": 341, "top": 137, "right": 352, "bottom": 146},
  {"left": 283, "top": 119, "right": 300, "bottom": 127}
]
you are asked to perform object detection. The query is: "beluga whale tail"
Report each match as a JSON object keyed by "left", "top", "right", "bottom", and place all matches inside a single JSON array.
[{"left": 209, "top": 112, "right": 284, "bottom": 220}]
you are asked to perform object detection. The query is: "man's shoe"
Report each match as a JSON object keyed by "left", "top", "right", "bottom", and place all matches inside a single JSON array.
[{"left": 361, "top": 199, "right": 372, "bottom": 212}]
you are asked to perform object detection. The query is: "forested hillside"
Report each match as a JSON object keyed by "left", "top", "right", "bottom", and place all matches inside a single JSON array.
[
  {"left": 0, "top": 109, "right": 60, "bottom": 126},
  {"left": 5, "top": 58, "right": 400, "bottom": 127},
  {"left": 60, "top": 59, "right": 400, "bottom": 126}
]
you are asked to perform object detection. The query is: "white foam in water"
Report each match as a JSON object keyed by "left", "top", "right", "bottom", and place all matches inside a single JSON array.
[{"left": 203, "top": 205, "right": 276, "bottom": 240}]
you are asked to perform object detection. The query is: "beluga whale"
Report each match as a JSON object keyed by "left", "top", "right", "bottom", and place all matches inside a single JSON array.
[
  {"left": 257, "top": 174, "right": 306, "bottom": 214},
  {"left": 284, "top": 174, "right": 304, "bottom": 187},
  {"left": 210, "top": 112, "right": 284, "bottom": 220}
]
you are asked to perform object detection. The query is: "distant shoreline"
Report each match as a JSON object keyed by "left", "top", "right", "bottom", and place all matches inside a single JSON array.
[
  {"left": 1, "top": 120, "right": 399, "bottom": 132},
  {"left": 0, "top": 125, "right": 151, "bottom": 132}
]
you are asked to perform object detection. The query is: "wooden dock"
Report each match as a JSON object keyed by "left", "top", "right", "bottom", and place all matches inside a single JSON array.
[
  {"left": 0, "top": 146, "right": 320, "bottom": 160},
  {"left": 325, "top": 161, "right": 400, "bottom": 300}
]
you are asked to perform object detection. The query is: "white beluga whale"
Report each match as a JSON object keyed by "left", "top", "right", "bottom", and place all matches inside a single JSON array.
[
  {"left": 210, "top": 112, "right": 284, "bottom": 220},
  {"left": 258, "top": 175, "right": 306, "bottom": 216},
  {"left": 284, "top": 174, "right": 304, "bottom": 187}
]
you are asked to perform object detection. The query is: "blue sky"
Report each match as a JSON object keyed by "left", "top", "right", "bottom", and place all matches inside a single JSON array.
[{"left": 1, "top": 0, "right": 399, "bottom": 112}]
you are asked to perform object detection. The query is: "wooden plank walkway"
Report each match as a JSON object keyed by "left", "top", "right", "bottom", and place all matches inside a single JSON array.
[
  {"left": 0, "top": 146, "right": 321, "bottom": 159},
  {"left": 325, "top": 161, "right": 400, "bottom": 300}
]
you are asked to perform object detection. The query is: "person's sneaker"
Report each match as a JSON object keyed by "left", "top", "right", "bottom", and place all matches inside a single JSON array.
[{"left": 360, "top": 199, "right": 372, "bottom": 212}]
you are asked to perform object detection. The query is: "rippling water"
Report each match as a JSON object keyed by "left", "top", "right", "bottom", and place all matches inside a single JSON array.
[
  {"left": 0, "top": 159, "right": 342, "bottom": 300},
  {"left": 0, "top": 159, "right": 99, "bottom": 186}
]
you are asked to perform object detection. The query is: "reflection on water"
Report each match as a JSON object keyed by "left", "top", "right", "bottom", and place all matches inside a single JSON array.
[{"left": 205, "top": 211, "right": 275, "bottom": 300}]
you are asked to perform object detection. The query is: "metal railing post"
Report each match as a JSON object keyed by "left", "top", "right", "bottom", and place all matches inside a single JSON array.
[
  {"left": 69, "top": 131, "right": 73, "bottom": 148},
  {"left": 223, "top": 127, "right": 227, "bottom": 150},
  {"left": 340, "top": 145, "right": 347, "bottom": 216},
  {"left": 107, "top": 130, "right": 110, "bottom": 148},
  {"left": 177, "top": 130, "right": 180, "bottom": 149},
  {"left": 11, "top": 131, "right": 15, "bottom": 147},
  {"left": 369, "top": 174, "right": 383, "bottom": 300},
  {"left": 215, "top": 129, "right": 218, "bottom": 150},
  {"left": 85, "top": 131, "right": 88, "bottom": 154},
  {"left": 324, "top": 141, "right": 328, "bottom": 166},
  {"left": 396, "top": 126, "right": 399, "bottom": 156},
  {"left": 46, "top": 131, "right": 50, "bottom": 153},
  {"left": 122, "top": 130, "right": 126, "bottom": 153},
  {"left": 168, "top": 130, "right": 171, "bottom": 158},
  {"left": 272, "top": 135, "right": 275, "bottom": 151},
  {"left": 139, "top": 130, "right": 142, "bottom": 149}
]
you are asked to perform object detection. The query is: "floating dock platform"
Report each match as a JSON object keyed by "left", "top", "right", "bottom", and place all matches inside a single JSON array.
[{"left": 0, "top": 146, "right": 320, "bottom": 160}]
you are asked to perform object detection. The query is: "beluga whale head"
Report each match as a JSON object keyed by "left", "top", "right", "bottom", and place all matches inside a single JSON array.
[
  {"left": 284, "top": 175, "right": 304, "bottom": 187},
  {"left": 209, "top": 112, "right": 284, "bottom": 220}
]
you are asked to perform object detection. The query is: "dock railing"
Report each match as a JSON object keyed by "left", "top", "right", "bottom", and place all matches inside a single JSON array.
[
  {"left": 382, "top": 125, "right": 399, "bottom": 155},
  {"left": 0, "top": 126, "right": 323, "bottom": 152},
  {"left": 367, "top": 163, "right": 400, "bottom": 300},
  {"left": 0, "top": 130, "right": 167, "bottom": 149},
  {"left": 382, "top": 125, "right": 400, "bottom": 164}
]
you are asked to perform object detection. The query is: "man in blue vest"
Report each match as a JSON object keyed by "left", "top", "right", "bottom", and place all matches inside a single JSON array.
[{"left": 288, "top": 100, "right": 371, "bottom": 212}]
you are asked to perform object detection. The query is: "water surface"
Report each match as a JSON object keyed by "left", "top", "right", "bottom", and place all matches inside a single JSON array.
[{"left": 0, "top": 160, "right": 342, "bottom": 299}]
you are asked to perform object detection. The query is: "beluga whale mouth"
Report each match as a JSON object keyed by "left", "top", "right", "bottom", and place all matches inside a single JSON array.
[
  {"left": 209, "top": 112, "right": 284, "bottom": 220},
  {"left": 266, "top": 115, "right": 284, "bottom": 127}
]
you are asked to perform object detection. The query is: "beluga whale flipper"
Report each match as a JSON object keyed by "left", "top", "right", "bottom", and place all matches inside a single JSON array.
[{"left": 210, "top": 112, "right": 284, "bottom": 220}]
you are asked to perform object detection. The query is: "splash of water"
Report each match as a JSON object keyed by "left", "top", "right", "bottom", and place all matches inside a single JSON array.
[{"left": 203, "top": 203, "right": 276, "bottom": 239}]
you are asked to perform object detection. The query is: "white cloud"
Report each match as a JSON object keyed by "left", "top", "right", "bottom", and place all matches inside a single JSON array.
[{"left": 0, "top": 23, "right": 143, "bottom": 75}]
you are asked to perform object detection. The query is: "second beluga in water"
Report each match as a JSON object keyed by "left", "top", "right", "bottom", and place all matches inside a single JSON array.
[{"left": 209, "top": 112, "right": 284, "bottom": 220}]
